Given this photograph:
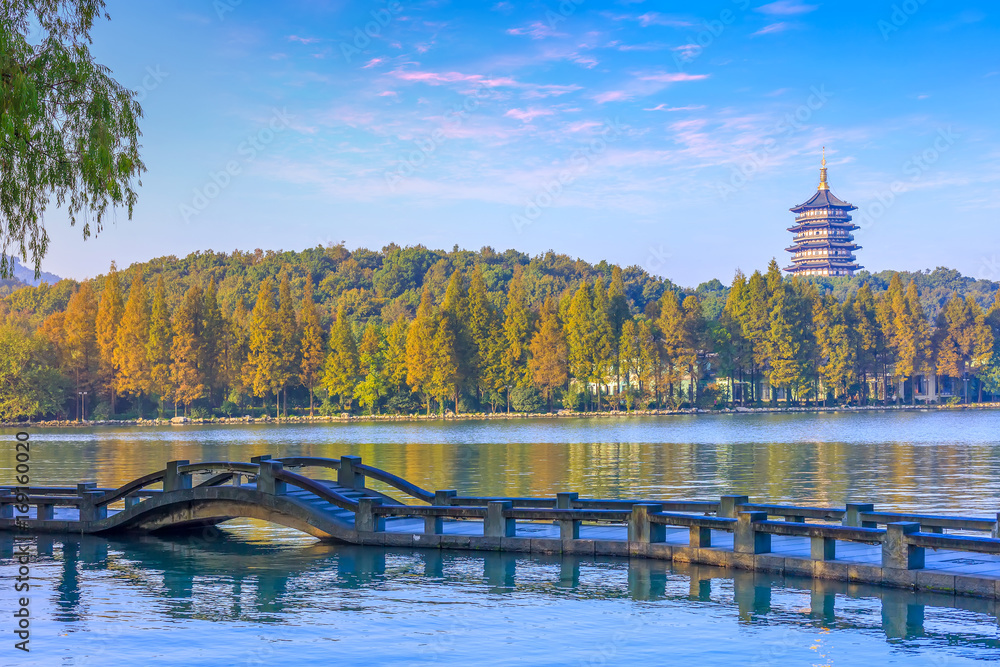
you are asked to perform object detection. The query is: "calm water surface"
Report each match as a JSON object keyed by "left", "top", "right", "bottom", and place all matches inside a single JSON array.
[{"left": 2, "top": 411, "right": 999, "bottom": 665}]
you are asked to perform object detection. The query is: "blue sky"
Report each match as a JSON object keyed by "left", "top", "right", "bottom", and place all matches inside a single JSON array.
[{"left": 40, "top": 0, "right": 1000, "bottom": 286}]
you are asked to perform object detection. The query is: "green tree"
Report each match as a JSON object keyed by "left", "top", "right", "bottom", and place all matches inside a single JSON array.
[
  {"left": 95, "top": 261, "right": 123, "bottom": 413},
  {"left": 114, "top": 270, "right": 151, "bottom": 416},
  {"left": 171, "top": 283, "right": 205, "bottom": 415},
  {"left": 467, "top": 267, "right": 502, "bottom": 410},
  {"left": 501, "top": 266, "right": 532, "bottom": 410},
  {"left": 0, "top": 324, "right": 67, "bottom": 420},
  {"left": 815, "top": 294, "right": 855, "bottom": 403},
  {"left": 440, "top": 269, "right": 470, "bottom": 412},
  {"left": 201, "top": 280, "right": 225, "bottom": 406},
  {"left": 275, "top": 268, "right": 298, "bottom": 416},
  {"left": 354, "top": 321, "right": 387, "bottom": 414},
  {"left": 1, "top": 1, "right": 144, "bottom": 277},
  {"left": 322, "top": 304, "right": 360, "bottom": 410},
  {"left": 146, "top": 276, "right": 173, "bottom": 417}
]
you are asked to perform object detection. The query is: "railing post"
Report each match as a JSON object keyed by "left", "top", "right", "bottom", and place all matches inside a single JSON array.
[
  {"left": 257, "top": 461, "right": 286, "bottom": 495},
  {"left": 628, "top": 503, "right": 665, "bottom": 543},
  {"left": 993, "top": 513, "right": 999, "bottom": 540},
  {"left": 689, "top": 526, "right": 712, "bottom": 548},
  {"left": 556, "top": 492, "right": 578, "bottom": 509},
  {"left": 356, "top": 498, "right": 384, "bottom": 533},
  {"left": 37, "top": 503, "right": 55, "bottom": 520},
  {"left": 810, "top": 536, "right": 836, "bottom": 560},
  {"left": 163, "top": 460, "right": 192, "bottom": 492},
  {"left": 434, "top": 490, "right": 457, "bottom": 506},
  {"left": 882, "top": 522, "right": 924, "bottom": 570},
  {"left": 485, "top": 500, "right": 515, "bottom": 538},
  {"left": 338, "top": 455, "right": 365, "bottom": 490},
  {"left": 124, "top": 494, "right": 142, "bottom": 510},
  {"left": 424, "top": 512, "right": 443, "bottom": 535},
  {"left": 734, "top": 511, "right": 770, "bottom": 554},
  {"left": 557, "top": 493, "right": 580, "bottom": 541},
  {"left": 78, "top": 491, "right": 107, "bottom": 522},
  {"left": 843, "top": 502, "right": 875, "bottom": 528},
  {"left": 250, "top": 454, "right": 272, "bottom": 463},
  {"left": 232, "top": 473, "right": 242, "bottom": 486},
  {"left": 719, "top": 495, "right": 749, "bottom": 519},
  {"left": 1, "top": 497, "right": 14, "bottom": 519}
]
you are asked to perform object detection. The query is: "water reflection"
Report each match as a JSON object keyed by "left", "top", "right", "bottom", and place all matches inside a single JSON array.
[{"left": 3, "top": 529, "right": 996, "bottom": 655}]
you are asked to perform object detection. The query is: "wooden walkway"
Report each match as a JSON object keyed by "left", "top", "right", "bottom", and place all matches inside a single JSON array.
[{"left": 3, "top": 455, "right": 1000, "bottom": 599}]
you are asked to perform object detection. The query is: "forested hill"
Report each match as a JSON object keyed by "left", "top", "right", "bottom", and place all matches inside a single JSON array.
[{"left": 2, "top": 244, "right": 997, "bottom": 328}]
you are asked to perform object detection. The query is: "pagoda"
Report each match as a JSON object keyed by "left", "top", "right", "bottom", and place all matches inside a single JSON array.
[{"left": 785, "top": 150, "right": 862, "bottom": 277}]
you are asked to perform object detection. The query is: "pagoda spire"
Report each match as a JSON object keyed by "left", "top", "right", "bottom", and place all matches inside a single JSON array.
[{"left": 818, "top": 147, "right": 829, "bottom": 191}]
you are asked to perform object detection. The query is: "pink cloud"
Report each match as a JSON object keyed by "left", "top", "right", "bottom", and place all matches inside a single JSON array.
[
  {"left": 752, "top": 22, "right": 792, "bottom": 36},
  {"left": 639, "top": 72, "right": 710, "bottom": 83},
  {"left": 391, "top": 69, "right": 517, "bottom": 87},
  {"left": 506, "top": 21, "right": 567, "bottom": 39},
  {"left": 288, "top": 35, "right": 320, "bottom": 44},
  {"left": 755, "top": 1, "right": 818, "bottom": 15},
  {"left": 644, "top": 104, "right": 707, "bottom": 112},
  {"left": 594, "top": 90, "right": 631, "bottom": 104},
  {"left": 362, "top": 58, "right": 385, "bottom": 69},
  {"left": 505, "top": 107, "right": 556, "bottom": 122}
]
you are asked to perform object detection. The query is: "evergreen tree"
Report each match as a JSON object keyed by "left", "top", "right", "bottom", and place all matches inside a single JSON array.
[
  {"left": 275, "top": 268, "right": 299, "bottom": 416},
  {"left": 146, "top": 276, "right": 173, "bottom": 418},
  {"left": 62, "top": 282, "right": 98, "bottom": 418},
  {"left": 201, "top": 280, "right": 225, "bottom": 407},
  {"left": 323, "top": 304, "right": 360, "bottom": 411},
  {"left": 171, "top": 284, "right": 205, "bottom": 415},
  {"left": 529, "top": 296, "right": 568, "bottom": 411},
  {"left": 607, "top": 265, "right": 630, "bottom": 394},
  {"left": 814, "top": 294, "right": 855, "bottom": 402},
  {"left": 566, "top": 281, "right": 595, "bottom": 410},
  {"left": 656, "top": 291, "right": 685, "bottom": 407},
  {"left": 590, "top": 278, "right": 615, "bottom": 409},
  {"left": 298, "top": 277, "right": 325, "bottom": 416},
  {"left": 440, "top": 269, "right": 470, "bottom": 412},
  {"left": 95, "top": 261, "right": 124, "bottom": 413},
  {"left": 501, "top": 265, "right": 532, "bottom": 410},
  {"left": 354, "top": 321, "right": 387, "bottom": 414},
  {"left": 386, "top": 315, "right": 410, "bottom": 396},
  {"left": 114, "top": 270, "right": 151, "bottom": 416},
  {"left": 467, "top": 267, "right": 502, "bottom": 409},
  {"left": 430, "top": 316, "right": 459, "bottom": 414},
  {"left": 243, "top": 278, "right": 281, "bottom": 416}
]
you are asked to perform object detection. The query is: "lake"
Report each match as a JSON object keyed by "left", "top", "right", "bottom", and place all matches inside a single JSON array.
[{"left": 2, "top": 410, "right": 999, "bottom": 665}]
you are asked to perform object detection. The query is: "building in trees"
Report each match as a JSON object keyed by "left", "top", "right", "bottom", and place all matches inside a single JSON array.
[{"left": 785, "top": 150, "right": 863, "bottom": 277}]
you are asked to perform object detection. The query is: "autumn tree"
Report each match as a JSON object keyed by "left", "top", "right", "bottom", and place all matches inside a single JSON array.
[
  {"left": 276, "top": 268, "right": 299, "bottom": 416},
  {"left": 243, "top": 278, "right": 281, "bottom": 416},
  {"left": 298, "top": 277, "right": 324, "bottom": 416},
  {"left": 529, "top": 296, "right": 568, "bottom": 411},
  {"left": 62, "top": 282, "right": 98, "bottom": 417},
  {"left": 406, "top": 286, "right": 437, "bottom": 414}
]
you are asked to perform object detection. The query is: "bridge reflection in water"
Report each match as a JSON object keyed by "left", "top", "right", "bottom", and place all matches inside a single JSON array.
[{"left": 3, "top": 530, "right": 997, "bottom": 652}]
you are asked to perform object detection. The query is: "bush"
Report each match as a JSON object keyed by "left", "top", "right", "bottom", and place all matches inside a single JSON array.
[
  {"left": 386, "top": 393, "right": 420, "bottom": 415},
  {"left": 562, "top": 385, "right": 586, "bottom": 412},
  {"left": 220, "top": 400, "right": 238, "bottom": 417},
  {"left": 90, "top": 400, "right": 111, "bottom": 420},
  {"left": 190, "top": 406, "right": 211, "bottom": 419},
  {"left": 510, "top": 386, "right": 544, "bottom": 413},
  {"left": 457, "top": 393, "right": 480, "bottom": 414}
]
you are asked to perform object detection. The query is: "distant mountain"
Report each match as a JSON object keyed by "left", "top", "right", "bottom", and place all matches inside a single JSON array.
[{"left": 9, "top": 257, "right": 61, "bottom": 286}]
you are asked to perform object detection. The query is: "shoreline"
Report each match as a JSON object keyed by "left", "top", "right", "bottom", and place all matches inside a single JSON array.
[{"left": 4, "top": 401, "right": 1000, "bottom": 429}]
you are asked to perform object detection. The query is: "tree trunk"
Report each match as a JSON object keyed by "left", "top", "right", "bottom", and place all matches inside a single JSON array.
[{"left": 309, "top": 387, "right": 314, "bottom": 417}]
